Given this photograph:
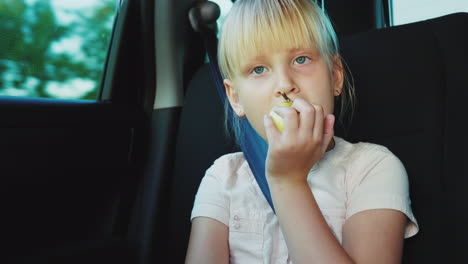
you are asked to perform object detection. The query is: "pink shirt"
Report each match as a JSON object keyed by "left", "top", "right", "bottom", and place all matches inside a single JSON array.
[{"left": 191, "top": 136, "right": 419, "bottom": 263}]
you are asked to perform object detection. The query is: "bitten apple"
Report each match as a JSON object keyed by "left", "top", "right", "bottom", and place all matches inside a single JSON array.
[{"left": 269, "top": 92, "right": 293, "bottom": 131}]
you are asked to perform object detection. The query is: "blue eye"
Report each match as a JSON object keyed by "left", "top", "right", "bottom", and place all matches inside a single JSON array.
[
  {"left": 295, "top": 56, "right": 309, "bottom": 64},
  {"left": 252, "top": 66, "right": 265, "bottom": 74}
]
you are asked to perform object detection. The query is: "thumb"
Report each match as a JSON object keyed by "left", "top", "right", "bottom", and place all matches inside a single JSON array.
[{"left": 321, "top": 114, "right": 335, "bottom": 152}]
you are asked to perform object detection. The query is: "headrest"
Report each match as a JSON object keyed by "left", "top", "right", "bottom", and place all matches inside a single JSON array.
[{"left": 188, "top": 1, "right": 221, "bottom": 33}]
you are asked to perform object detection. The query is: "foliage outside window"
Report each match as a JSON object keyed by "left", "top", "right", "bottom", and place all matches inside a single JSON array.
[{"left": 0, "top": 0, "right": 117, "bottom": 100}]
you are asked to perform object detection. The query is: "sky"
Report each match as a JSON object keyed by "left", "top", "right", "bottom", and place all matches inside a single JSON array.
[
  {"left": 392, "top": 0, "right": 468, "bottom": 25},
  {"left": 211, "top": 0, "right": 233, "bottom": 19}
]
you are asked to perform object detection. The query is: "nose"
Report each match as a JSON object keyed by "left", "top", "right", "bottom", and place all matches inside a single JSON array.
[{"left": 274, "top": 68, "right": 299, "bottom": 98}]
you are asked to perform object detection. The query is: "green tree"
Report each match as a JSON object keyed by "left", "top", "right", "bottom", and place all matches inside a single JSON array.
[
  {"left": 73, "top": 0, "right": 116, "bottom": 100},
  {"left": 0, "top": 0, "right": 116, "bottom": 99}
]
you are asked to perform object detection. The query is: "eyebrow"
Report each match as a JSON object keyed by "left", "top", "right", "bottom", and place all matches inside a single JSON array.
[
  {"left": 238, "top": 62, "right": 259, "bottom": 75},
  {"left": 238, "top": 47, "right": 318, "bottom": 71},
  {"left": 288, "top": 47, "right": 308, "bottom": 52},
  {"left": 246, "top": 47, "right": 316, "bottom": 61},
  {"left": 289, "top": 47, "right": 319, "bottom": 53},
  {"left": 239, "top": 55, "right": 266, "bottom": 71}
]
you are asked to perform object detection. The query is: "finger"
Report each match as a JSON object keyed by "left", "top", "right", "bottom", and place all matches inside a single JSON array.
[
  {"left": 264, "top": 114, "right": 280, "bottom": 143},
  {"left": 291, "top": 98, "right": 315, "bottom": 134},
  {"left": 312, "top": 104, "right": 324, "bottom": 142},
  {"left": 271, "top": 106, "right": 299, "bottom": 136},
  {"left": 321, "top": 114, "right": 335, "bottom": 152}
]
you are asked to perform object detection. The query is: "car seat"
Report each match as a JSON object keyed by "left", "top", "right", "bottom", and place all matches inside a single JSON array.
[{"left": 162, "top": 11, "right": 468, "bottom": 264}]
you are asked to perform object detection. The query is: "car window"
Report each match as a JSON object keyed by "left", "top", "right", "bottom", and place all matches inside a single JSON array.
[
  {"left": 391, "top": 0, "right": 468, "bottom": 26},
  {"left": 211, "top": 0, "right": 233, "bottom": 36},
  {"left": 0, "top": 0, "right": 117, "bottom": 100}
]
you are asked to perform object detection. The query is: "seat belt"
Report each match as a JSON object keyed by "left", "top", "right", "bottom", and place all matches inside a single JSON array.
[
  {"left": 189, "top": 2, "right": 275, "bottom": 212},
  {"left": 206, "top": 41, "right": 275, "bottom": 212}
]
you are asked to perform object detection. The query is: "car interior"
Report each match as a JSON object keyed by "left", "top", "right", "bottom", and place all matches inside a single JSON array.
[{"left": 1, "top": 0, "right": 467, "bottom": 263}]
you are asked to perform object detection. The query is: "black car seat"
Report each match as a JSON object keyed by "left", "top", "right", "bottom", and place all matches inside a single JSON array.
[{"left": 161, "top": 11, "right": 468, "bottom": 264}]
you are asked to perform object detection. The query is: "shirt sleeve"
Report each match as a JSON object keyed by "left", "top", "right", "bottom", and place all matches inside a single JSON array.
[
  {"left": 190, "top": 158, "right": 230, "bottom": 226},
  {"left": 346, "top": 145, "right": 419, "bottom": 238}
]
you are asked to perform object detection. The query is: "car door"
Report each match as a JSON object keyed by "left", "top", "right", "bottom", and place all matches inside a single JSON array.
[{"left": 0, "top": 0, "right": 157, "bottom": 262}]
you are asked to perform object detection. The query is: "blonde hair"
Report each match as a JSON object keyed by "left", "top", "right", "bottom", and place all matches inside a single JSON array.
[{"left": 218, "top": 0, "right": 355, "bottom": 142}]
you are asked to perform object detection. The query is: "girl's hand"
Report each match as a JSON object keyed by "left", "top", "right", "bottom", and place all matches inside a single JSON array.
[{"left": 263, "top": 97, "right": 335, "bottom": 186}]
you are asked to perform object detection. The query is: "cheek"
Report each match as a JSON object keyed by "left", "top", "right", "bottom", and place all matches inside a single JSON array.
[
  {"left": 238, "top": 81, "right": 270, "bottom": 112},
  {"left": 303, "top": 82, "right": 335, "bottom": 115},
  {"left": 242, "top": 100, "right": 269, "bottom": 128},
  {"left": 318, "top": 71, "right": 336, "bottom": 115},
  {"left": 237, "top": 91, "right": 270, "bottom": 140},
  {"left": 324, "top": 96, "right": 335, "bottom": 116},
  {"left": 323, "top": 90, "right": 336, "bottom": 117}
]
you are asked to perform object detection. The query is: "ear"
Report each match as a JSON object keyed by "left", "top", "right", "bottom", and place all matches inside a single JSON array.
[
  {"left": 332, "top": 54, "right": 344, "bottom": 96},
  {"left": 224, "top": 79, "right": 245, "bottom": 117}
]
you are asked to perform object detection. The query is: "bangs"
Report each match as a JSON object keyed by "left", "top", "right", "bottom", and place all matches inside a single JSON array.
[{"left": 219, "top": 0, "right": 332, "bottom": 80}]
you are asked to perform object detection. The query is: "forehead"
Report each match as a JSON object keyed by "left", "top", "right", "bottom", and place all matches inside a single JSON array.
[
  {"left": 221, "top": 1, "right": 322, "bottom": 73},
  {"left": 231, "top": 27, "right": 317, "bottom": 74}
]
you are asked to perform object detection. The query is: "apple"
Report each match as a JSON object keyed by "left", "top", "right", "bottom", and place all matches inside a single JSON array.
[{"left": 269, "top": 92, "right": 293, "bottom": 131}]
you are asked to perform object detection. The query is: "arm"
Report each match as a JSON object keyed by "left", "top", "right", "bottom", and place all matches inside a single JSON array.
[
  {"left": 264, "top": 98, "right": 407, "bottom": 264},
  {"left": 342, "top": 209, "right": 407, "bottom": 264},
  {"left": 269, "top": 180, "right": 353, "bottom": 263},
  {"left": 270, "top": 180, "right": 407, "bottom": 264},
  {"left": 185, "top": 217, "right": 229, "bottom": 264}
]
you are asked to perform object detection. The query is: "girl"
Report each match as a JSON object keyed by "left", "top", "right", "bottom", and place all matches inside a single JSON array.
[{"left": 186, "top": 0, "right": 419, "bottom": 263}]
